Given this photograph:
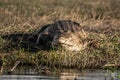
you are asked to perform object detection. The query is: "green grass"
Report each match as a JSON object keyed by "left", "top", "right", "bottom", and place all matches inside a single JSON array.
[{"left": 0, "top": 0, "right": 120, "bottom": 74}]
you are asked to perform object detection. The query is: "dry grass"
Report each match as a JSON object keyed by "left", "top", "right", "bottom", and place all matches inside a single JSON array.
[
  {"left": 0, "top": 0, "right": 120, "bottom": 33},
  {"left": 0, "top": 0, "right": 120, "bottom": 73}
]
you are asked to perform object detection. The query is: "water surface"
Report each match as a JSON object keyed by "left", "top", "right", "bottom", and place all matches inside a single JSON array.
[{"left": 0, "top": 67, "right": 120, "bottom": 80}]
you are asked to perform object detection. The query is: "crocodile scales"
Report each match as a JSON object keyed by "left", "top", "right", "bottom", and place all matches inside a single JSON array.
[{"left": 28, "top": 20, "right": 87, "bottom": 51}]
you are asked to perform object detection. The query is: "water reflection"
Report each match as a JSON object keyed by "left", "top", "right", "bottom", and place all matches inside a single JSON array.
[
  {"left": 0, "top": 75, "right": 59, "bottom": 80},
  {"left": 0, "top": 67, "right": 120, "bottom": 80}
]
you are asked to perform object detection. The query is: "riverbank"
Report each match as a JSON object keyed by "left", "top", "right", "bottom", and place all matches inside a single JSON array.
[{"left": 0, "top": 0, "right": 120, "bottom": 74}]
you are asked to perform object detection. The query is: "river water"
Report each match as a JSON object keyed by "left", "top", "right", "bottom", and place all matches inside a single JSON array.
[{"left": 0, "top": 67, "right": 120, "bottom": 80}]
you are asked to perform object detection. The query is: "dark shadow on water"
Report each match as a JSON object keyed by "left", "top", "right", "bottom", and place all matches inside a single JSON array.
[{"left": 1, "top": 33, "right": 51, "bottom": 53}]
